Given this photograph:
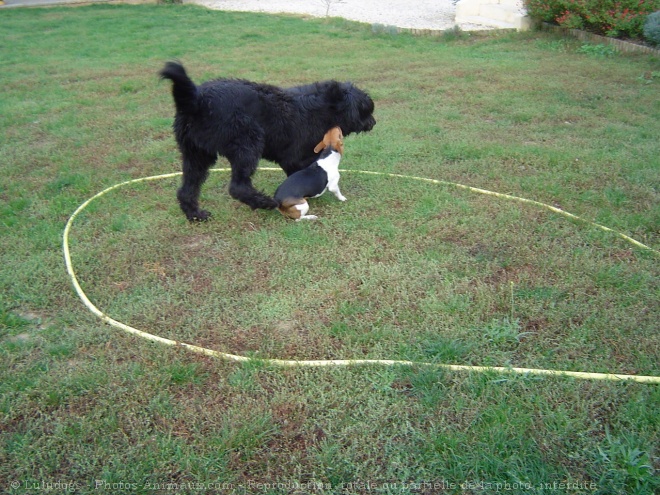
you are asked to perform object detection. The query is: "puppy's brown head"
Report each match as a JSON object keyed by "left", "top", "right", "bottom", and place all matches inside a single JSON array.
[{"left": 314, "top": 126, "right": 344, "bottom": 155}]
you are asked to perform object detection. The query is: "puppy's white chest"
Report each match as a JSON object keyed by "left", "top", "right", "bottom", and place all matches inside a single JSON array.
[{"left": 314, "top": 151, "right": 341, "bottom": 198}]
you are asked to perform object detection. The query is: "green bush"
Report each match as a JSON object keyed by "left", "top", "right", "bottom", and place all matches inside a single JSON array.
[
  {"left": 644, "top": 11, "right": 660, "bottom": 45},
  {"left": 525, "top": 0, "right": 660, "bottom": 39}
]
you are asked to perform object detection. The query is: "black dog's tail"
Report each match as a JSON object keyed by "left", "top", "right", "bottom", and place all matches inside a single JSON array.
[{"left": 159, "top": 62, "right": 200, "bottom": 115}]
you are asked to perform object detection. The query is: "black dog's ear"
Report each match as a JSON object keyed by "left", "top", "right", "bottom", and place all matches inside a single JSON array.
[{"left": 326, "top": 81, "right": 348, "bottom": 103}]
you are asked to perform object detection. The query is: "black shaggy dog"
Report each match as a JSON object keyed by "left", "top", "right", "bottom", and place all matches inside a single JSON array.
[{"left": 159, "top": 62, "right": 376, "bottom": 221}]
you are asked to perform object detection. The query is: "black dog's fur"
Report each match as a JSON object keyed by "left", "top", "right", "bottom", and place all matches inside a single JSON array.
[{"left": 159, "top": 62, "right": 376, "bottom": 221}]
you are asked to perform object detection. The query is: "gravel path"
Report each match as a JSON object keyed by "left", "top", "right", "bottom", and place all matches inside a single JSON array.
[{"left": 188, "top": 0, "right": 493, "bottom": 31}]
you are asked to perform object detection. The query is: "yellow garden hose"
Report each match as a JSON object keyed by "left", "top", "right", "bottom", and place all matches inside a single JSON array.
[{"left": 63, "top": 168, "right": 660, "bottom": 384}]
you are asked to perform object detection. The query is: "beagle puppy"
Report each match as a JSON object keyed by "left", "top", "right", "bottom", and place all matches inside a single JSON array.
[{"left": 274, "top": 126, "right": 346, "bottom": 221}]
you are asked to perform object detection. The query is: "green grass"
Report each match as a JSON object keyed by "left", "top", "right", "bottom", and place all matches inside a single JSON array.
[{"left": 1, "top": 4, "right": 659, "bottom": 494}]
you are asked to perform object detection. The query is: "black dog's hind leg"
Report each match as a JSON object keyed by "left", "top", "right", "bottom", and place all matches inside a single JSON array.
[
  {"left": 227, "top": 147, "right": 278, "bottom": 210},
  {"left": 178, "top": 146, "right": 217, "bottom": 221}
]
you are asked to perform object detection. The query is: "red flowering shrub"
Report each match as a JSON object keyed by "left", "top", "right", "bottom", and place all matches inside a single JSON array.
[
  {"left": 525, "top": 0, "right": 660, "bottom": 39},
  {"left": 556, "top": 9, "right": 585, "bottom": 29}
]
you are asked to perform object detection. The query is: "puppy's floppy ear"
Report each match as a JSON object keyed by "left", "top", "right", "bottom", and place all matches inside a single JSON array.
[{"left": 313, "top": 140, "right": 326, "bottom": 153}]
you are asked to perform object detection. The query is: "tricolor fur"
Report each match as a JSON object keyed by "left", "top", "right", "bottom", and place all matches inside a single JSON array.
[{"left": 275, "top": 127, "right": 346, "bottom": 221}]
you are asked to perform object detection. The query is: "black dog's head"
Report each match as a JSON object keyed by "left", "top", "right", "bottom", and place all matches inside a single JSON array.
[{"left": 326, "top": 81, "right": 376, "bottom": 135}]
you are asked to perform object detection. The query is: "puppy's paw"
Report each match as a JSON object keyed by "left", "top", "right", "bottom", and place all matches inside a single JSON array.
[
  {"left": 297, "top": 215, "right": 318, "bottom": 221},
  {"left": 338, "top": 195, "right": 347, "bottom": 202}
]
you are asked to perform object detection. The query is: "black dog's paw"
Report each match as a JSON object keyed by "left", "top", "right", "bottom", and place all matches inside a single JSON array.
[
  {"left": 229, "top": 182, "right": 278, "bottom": 210},
  {"left": 250, "top": 197, "right": 278, "bottom": 210},
  {"left": 188, "top": 210, "right": 212, "bottom": 222}
]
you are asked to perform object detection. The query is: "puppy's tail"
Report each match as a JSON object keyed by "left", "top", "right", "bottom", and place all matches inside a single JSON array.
[{"left": 159, "top": 61, "right": 200, "bottom": 115}]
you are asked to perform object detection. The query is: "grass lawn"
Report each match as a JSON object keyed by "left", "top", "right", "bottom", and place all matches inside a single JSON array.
[{"left": 1, "top": 4, "right": 659, "bottom": 494}]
